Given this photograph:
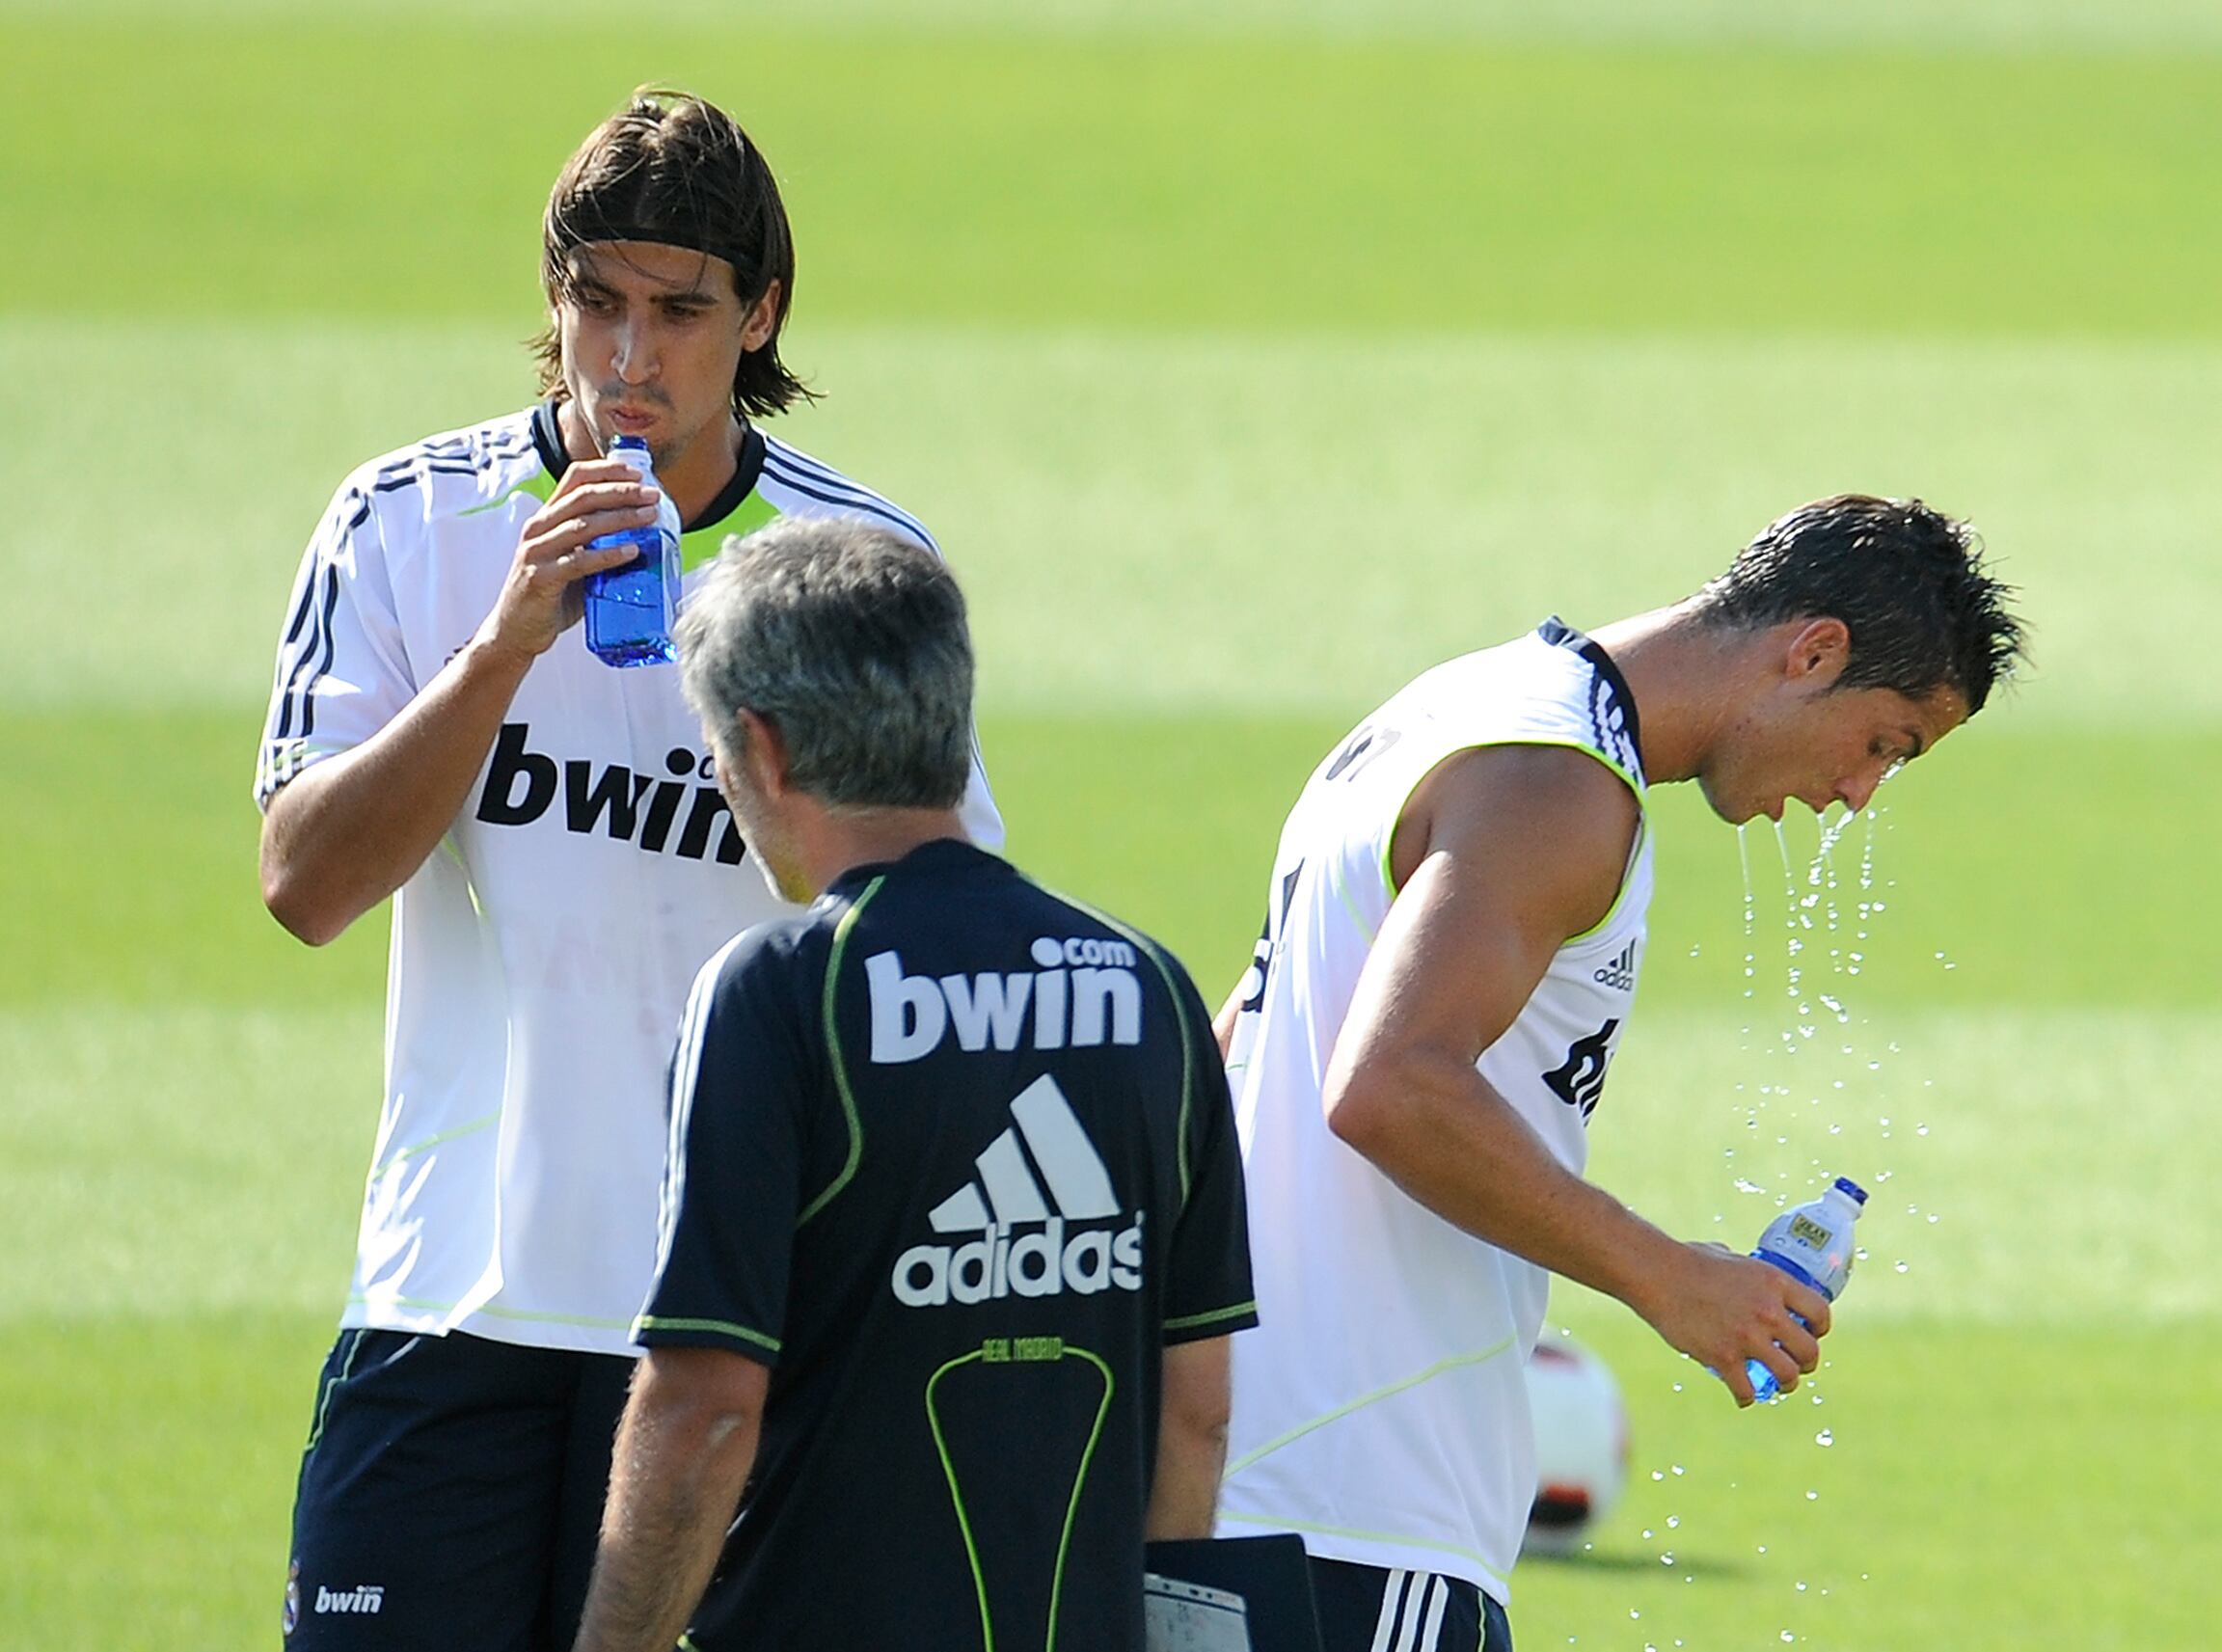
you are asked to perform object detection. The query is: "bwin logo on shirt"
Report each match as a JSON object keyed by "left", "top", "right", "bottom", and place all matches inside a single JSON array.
[
  {"left": 314, "top": 1584, "right": 385, "bottom": 1615},
  {"left": 892, "top": 1074, "right": 1144, "bottom": 1309},
  {"left": 473, "top": 722, "right": 745, "bottom": 864},
  {"left": 1544, "top": 1017, "right": 1621, "bottom": 1122},
  {"left": 866, "top": 939, "right": 1142, "bottom": 1064}
]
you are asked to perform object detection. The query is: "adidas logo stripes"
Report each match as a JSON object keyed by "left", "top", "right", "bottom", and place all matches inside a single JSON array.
[
  {"left": 1590, "top": 938, "right": 1638, "bottom": 991},
  {"left": 892, "top": 1075, "right": 1143, "bottom": 1308}
]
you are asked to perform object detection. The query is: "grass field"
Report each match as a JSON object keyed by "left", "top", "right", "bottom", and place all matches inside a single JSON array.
[{"left": 3, "top": 4, "right": 2215, "bottom": 1648}]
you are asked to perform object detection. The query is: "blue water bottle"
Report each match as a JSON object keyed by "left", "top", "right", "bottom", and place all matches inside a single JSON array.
[
  {"left": 1746, "top": 1176, "right": 1866, "bottom": 1403},
  {"left": 583, "top": 435, "right": 683, "bottom": 667}
]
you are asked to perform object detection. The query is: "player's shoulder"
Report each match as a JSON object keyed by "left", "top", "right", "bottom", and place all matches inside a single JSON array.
[
  {"left": 1011, "top": 874, "right": 1202, "bottom": 1003},
  {"left": 755, "top": 432, "right": 938, "bottom": 553},
  {"left": 698, "top": 907, "right": 835, "bottom": 1007},
  {"left": 1398, "top": 625, "right": 1577, "bottom": 714},
  {"left": 1397, "top": 620, "right": 1643, "bottom": 783},
  {"left": 849, "top": 845, "right": 1196, "bottom": 994},
  {"left": 332, "top": 409, "right": 547, "bottom": 523}
]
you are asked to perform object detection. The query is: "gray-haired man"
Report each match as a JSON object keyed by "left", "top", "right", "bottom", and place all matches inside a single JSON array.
[{"left": 574, "top": 519, "right": 1260, "bottom": 1652}]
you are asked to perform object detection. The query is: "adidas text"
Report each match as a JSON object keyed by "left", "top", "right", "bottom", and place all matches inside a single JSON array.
[
  {"left": 866, "top": 941, "right": 1142, "bottom": 1064},
  {"left": 474, "top": 722, "right": 745, "bottom": 864},
  {"left": 893, "top": 1215, "right": 1145, "bottom": 1308},
  {"left": 314, "top": 1585, "right": 385, "bottom": 1615},
  {"left": 893, "top": 1074, "right": 1143, "bottom": 1307}
]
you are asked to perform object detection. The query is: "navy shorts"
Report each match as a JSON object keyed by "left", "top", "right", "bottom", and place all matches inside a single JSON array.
[
  {"left": 1308, "top": 1557, "right": 1514, "bottom": 1652},
  {"left": 282, "top": 1329, "right": 635, "bottom": 1651}
]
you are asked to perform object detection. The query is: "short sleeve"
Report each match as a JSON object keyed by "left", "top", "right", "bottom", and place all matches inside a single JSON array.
[
  {"left": 1160, "top": 968, "right": 1260, "bottom": 1344},
  {"left": 255, "top": 477, "right": 418, "bottom": 809},
  {"left": 635, "top": 928, "right": 818, "bottom": 1365}
]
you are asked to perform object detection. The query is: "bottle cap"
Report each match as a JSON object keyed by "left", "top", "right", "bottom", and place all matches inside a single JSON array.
[
  {"left": 1832, "top": 1176, "right": 1868, "bottom": 1205},
  {"left": 609, "top": 434, "right": 649, "bottom": 453}
]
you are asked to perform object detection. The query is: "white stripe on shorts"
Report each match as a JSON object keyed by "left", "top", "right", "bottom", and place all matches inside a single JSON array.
[
  {"left": 1416, "top": 1573, "right": 1450, "bottom": 1652},
  {"left": 1368, "top": 1569, "right": 1411, "bottom": 1652},
  {"left": 1394, "top": 1576, "right": 1439, "bottom": 1652}
]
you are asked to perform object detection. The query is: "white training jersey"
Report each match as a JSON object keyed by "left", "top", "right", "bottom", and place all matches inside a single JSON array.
[
  {"left": 256, "top": 404, "right": 1003, "bottom": 1356},
  {"left": 1216, "top": 619, "right": 1651, "bottom": 1606}
]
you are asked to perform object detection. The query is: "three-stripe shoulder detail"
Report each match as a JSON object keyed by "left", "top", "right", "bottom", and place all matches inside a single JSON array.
[{"left": 758, "top": 439, "right": 939, "bottom": 551}]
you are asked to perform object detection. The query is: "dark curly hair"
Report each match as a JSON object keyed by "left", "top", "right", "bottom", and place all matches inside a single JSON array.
[
  {"left": 1695, "top": 494, "right": 2025, "bottom": 714},
  {"left": 532, "top": 87, "right": 811, "bottom": 420}
]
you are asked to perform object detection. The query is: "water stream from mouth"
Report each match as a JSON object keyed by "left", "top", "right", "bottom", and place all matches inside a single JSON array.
[{"left": 1618, "top": 794, "right": 1955, "bottom": 1648}]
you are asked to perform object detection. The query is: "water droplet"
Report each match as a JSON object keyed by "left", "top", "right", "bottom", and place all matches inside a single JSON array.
[
  {"left": 1666, "top": 1515, "right": 1680, "bottom": 1528},
  {"left": 1893, "top": 1260, "right": 1909, "bottom": 1274},
  {"left": 1660, "top": 1552, "right": 1675, "bottom": 1566},
  {"left": 1805, "top": 1489, "right": 1819, "bottom": 1500},
  {"left": 1671, "top": 1464, "right": 1687, "bottom": 1476},
  {"left": 1815, "top": 1429, "right": 1833, "bottom": 1446}
]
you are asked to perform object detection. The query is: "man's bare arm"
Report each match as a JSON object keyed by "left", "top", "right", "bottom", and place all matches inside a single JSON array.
[
  {"left": 1323, "top": 745, "right": 1828, "bottom": 1404},
  {"left": 572, "top": 1347, "right": 767, "bottom": 1652},
  {"left": 259, "top": 461, "right": 658, "bottom": 945},
  {"left": 1146, "top": 1336, "right": 1233, "bottom": 1540},
  {"left": 1210, "top": 986, "right": 1242, "bottom": 1062}
]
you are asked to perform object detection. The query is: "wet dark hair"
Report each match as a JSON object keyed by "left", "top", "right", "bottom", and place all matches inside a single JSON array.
[
  {"left": 1694, "top": 494, "right": 2025, "bottom": 714},
  {"left": 532, "top": 87, "right": 810, "bottom": 419}
]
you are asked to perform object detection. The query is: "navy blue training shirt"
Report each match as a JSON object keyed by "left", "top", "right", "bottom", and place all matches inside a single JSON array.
[{"left": 638, "top": 838, "right": 1258, "bottom": 1652}]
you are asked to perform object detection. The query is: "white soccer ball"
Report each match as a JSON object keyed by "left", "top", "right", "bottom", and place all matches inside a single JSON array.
[{"left": 1522, "top": 1330, "right": 1630, "bottom": 1556}]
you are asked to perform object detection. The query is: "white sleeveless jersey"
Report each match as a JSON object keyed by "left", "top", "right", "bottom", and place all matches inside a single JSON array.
[
  {"left": 255, "top": 406, "right": 1001, "bottom": 1355},
  {"left": 1217, "top": 620, "right": 1650, "bottom": 1605}
]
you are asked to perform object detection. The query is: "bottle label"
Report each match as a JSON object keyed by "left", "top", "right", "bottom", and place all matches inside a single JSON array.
[{"left": 1787, "top": 1212, "right": 1831, "bottom": 1250}]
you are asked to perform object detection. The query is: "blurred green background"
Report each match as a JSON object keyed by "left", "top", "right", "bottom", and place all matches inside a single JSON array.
[{"left": 2, "top": 2, "right": 2215, "bottom": 1646}]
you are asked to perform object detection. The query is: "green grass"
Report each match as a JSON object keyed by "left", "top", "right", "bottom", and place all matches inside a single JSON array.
[
  {"left": 16, "top": 0, "right": 2222, "bottom": 51},
  {"left": 2, "top": 7, "right": 2211, "bottom": 1650},
  {"left": 1514, "top": 1314, "right": 2222, "bottom": 1649},
  {"left": 9, "top": 21, "right": 2222, "bottom": 336}
]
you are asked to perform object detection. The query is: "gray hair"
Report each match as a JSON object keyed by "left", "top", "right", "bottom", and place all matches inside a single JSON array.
[{"left": 676, "top": 516, "right": 974, "bottom": 810}]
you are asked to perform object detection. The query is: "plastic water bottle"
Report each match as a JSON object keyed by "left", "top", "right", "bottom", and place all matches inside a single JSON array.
[
  {"left": 583, "top": 435, "right": 683, "bottom": 667},
  {"left": 1746, "top": 1176, "right": 1866, "bottom": 1403}
]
